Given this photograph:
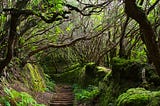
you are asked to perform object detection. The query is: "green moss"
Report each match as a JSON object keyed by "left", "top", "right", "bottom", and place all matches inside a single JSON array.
[
  {"left": 24, "top": 63, "right": 46, "bottom": 92},
  {"left": 116, "top": 88, "right": 160, "bottom": 106}
]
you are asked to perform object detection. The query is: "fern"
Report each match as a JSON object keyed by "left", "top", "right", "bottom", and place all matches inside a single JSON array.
[
  {"left": 1, "top": 87, "right": 45, "bottom": 106},
  {"left": 73, "top": 84, "right": 100, "bottom": 101}
]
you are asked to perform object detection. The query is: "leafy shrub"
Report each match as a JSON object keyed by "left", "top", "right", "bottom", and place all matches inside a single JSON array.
[
  {"left": 44, "top": 74, "right": 55, "bottom": 92},
  {"left": 73, "top": 84, "right": 100, "bottom": 102},
  {"left": 0, "top": 87, "right": 45, "bottom": 106}
]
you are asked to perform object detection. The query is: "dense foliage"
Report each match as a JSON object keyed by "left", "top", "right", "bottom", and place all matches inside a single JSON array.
[{"left": 0, "top": 0, "right": 159, "bottom": 105}]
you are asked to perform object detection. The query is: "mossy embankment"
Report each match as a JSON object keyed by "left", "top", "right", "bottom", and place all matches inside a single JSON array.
[{"left": 0, "top": 63, "right": 54, "bottom": 106}]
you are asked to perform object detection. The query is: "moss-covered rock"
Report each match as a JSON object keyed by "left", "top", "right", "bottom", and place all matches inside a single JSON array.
[
  {"left": 116, "top": 88, "right": 160, "bottom": 106},
  {"left": 112, "top": 57, "right": 160, "bottom": 89},
  {"left": 112, "top": 57, "right": 143, "bottom": 82}
]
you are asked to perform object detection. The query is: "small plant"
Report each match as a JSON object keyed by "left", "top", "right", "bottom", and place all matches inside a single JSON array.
[
  {"left": 0, "top": 87, "right": 45, "bottom": 106},
  {"left": 44, "top": 74, "right": 55, "bottom": 92},
  {"left": 73, "top": 84, "right": 100, "bottom": 102}
]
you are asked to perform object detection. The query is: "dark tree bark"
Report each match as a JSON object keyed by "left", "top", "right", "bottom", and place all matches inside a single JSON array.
[
  {"left": 125, "top": 0, "right": 160, "bottom": 76},
  {"left": 0, "top": 1, "right": 29, "bottom": 75},
  {"left": 0, "top": 13, "right": 19, "bottom": 75}
]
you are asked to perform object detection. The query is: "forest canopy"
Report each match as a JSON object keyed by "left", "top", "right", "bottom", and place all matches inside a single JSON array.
[
  {"left": 0, "top": 0, "right": 159, "bottom": 75},
  {"left": 0, "top": 0, "right": 159, "bottom": 106}
]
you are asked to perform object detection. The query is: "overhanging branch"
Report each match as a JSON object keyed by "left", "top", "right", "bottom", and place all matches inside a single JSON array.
[{"left": 3, "top": 8, "right": 71, "bottom": 23}]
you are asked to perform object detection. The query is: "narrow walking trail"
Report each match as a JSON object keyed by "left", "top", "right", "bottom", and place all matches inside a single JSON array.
[{"left": 50, "top": 84, "right": 74, "bottom": 106}]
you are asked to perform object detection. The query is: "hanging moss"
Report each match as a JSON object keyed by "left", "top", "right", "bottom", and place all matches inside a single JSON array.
[{"left": 116, "top": 88, "right": 160, "bottom": 106}]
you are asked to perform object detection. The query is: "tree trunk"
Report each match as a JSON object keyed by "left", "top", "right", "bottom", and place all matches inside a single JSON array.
[
  {"left": 119, "top": 16, "right": 129, "bottom": 58},
  {"left": 125, "top": 0, "right": 160, "bottom": 76},
  {"left": 0, "top": 13, "right": 18, "bottom": 75},
  {"left": 0, "top": 0, "right": 30, "bottom": 75}
]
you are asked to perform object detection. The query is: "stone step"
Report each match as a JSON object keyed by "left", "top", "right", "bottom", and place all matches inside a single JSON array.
[
  {"left": 50, "top": 84, "right": 74, "bottom": 106},
  {"left": 53, "top": 95, "right": 74, "bottom": 99},
  {"left": 53, "top": 98, "right": 74, "bottom": 100},
  {"left": 53, "top": 99, "right": 74, "bottom": 101},
  {"left": 51, "top": 100, "right": 73, "bottom": 103},
  {"left": 56, "top": 88, "right": 73, "bottom": 91},
  {"left": 52, "top": 96, "right": 74, "bottom": 100},
  {"left": 58, "top": 90, "right": 73, "bottom": 92},
  {"left": 49, "top": 102, "right": 73, "bottom": 106},
  {"left": 53, "top": 92, "right": 74, "bottom": 95},
  {"left": 51, "top": 102, "right": 73, "bottom": 105}
]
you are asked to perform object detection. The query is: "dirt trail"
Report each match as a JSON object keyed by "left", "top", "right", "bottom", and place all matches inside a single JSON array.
[{"left": 50, "top": 84, "right": 74, "bottom": 106}]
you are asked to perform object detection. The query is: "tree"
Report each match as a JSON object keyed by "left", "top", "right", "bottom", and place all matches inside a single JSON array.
[
  {"left": 124, "top": 0, "right": 160, "bottom": 75},
  {"left": 0, "top": 0, "right": 159, "bottom": 77},
  {"left": 0, "top": 0, "right": 70, "bottom": 75}
]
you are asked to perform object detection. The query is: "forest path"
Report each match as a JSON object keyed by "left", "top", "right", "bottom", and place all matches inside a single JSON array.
[{"left": 50, "top": 84, "right": 75, "bottom": 106}]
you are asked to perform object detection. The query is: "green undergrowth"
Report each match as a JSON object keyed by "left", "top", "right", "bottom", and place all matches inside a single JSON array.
[
  {"left": 116, "top": 88, "right": 160, "bottom": 106},
  {"left": 0, "top": 87, "right": 45, "bottom": 106},
  {"left": 0, "top": 63, "right": 56, "bottom": 105},
  {"left": 73, "top": 84, "right": 100, "bottom": 104},
  {"left": 44, "top": 74, "right": 55, "bottom": 92}
]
